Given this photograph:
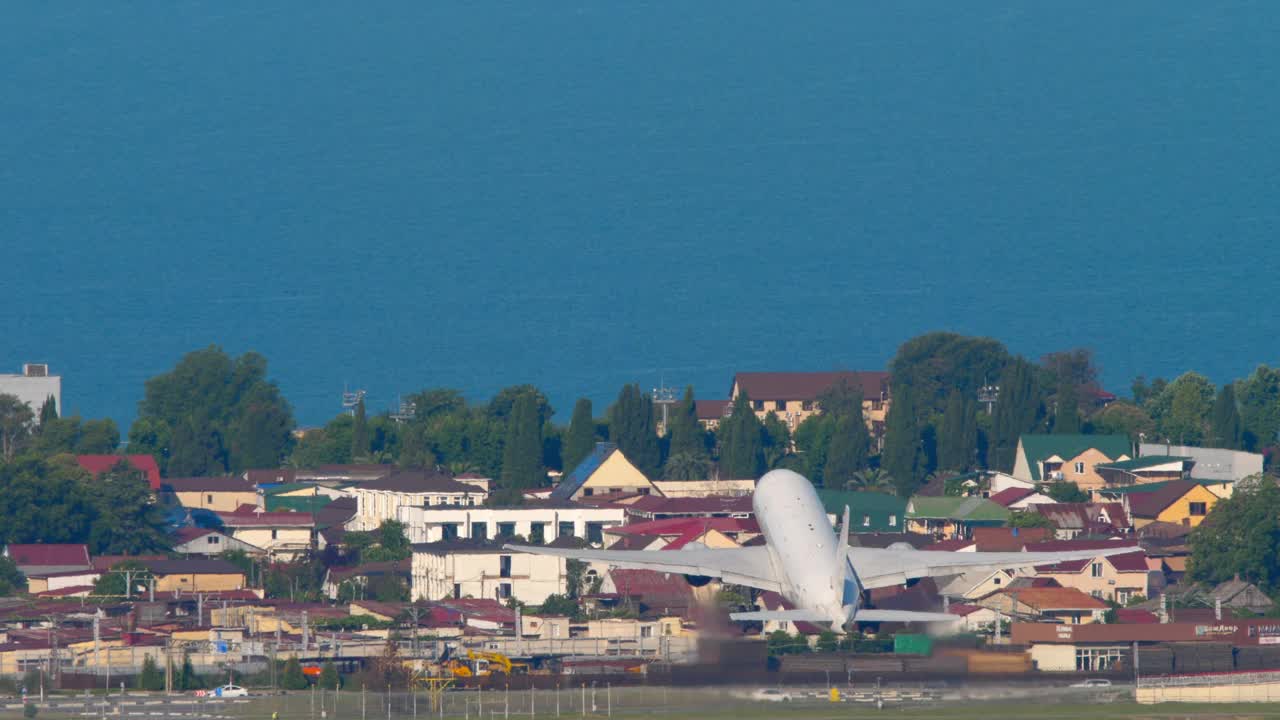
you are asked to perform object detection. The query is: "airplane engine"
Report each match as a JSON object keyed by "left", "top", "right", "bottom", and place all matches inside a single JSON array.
[{"left": 683, "top": 574, "right": 713, "bottom": 587}]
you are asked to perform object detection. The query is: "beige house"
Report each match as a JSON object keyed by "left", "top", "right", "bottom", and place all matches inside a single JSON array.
[
  {"left": 350, "top": 469, "right": 488, "bottom": 531},
  {"left": 160, "top": 476, "right": 259, "bottom": 512},
  {"left": 976, "top": 587, "right": 1108, "bottom": 625},
  {"left": 142, "top": 558, "right": 247, "bottom": 593},
  {"left": 1012, "top": 434, "right": 1132, "bottom": 493},
  {"left": 216, "top": 508, "right": 316, "bottom": 560},
  {"left": 1031, "top": 547, "right": 1151, "bottom": 604},
  {"left": 411, "top": 540, "right": 566, "bottom": 605},
  {"left": 551, "top": 443, "right": 661, "bottom": 500},
  {"left": 730, "top": 371, "right": 891, "bottom": 434}
]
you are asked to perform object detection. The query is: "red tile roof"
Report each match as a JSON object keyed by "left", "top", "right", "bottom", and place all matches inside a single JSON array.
[
  {"left": 695, "top": 400, "right": 731, "bottom": 421},
  {"left": 1116, "top": 608, "right": 1159, "bottom": 624},
  {"left": 1126, "top": 480, "right": 1207, "bottom": 518},
  {"left": 5, "top": 544, "right": 91, "bottom": 568},
  {"left": 970, "top": 526, "right": 1053, "bottom": 551},
  {"left": 1026, "top": 540, "right": 1147, "bottom": 573},
  {"left": 217, "top": 507, "right": 315, "bottom": 527},
  {"left": 949, "top": 603, "right": 983, "bottom": 617},
  {"left": 732, "top": 371, "right": 890, "bottom": 402},
  {"left": 91, "top": 554, "right": 167, "bottom": 571},
  {"left": 1030, "top": 502, "right": 1130, "bottom": 532},
  {"left": 76, "top": 455, "right": 162, "bottom": 490},
  {"left": 995, "top": 586, "right": 1109, "bottom": 611},
  {"left": 988, "top": 487, "right": 1034, "bottom": 507},
  {"left": 623, "top": 495, "right": 754, "bottom": 518}
]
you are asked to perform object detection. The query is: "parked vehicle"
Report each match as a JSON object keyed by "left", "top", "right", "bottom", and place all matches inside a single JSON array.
[
  {"left": 1070, "top": 679, "right": 1112, "bottom": 688},
  {"left": 213, "top": 685, "right": 249, "bottom": 697}
]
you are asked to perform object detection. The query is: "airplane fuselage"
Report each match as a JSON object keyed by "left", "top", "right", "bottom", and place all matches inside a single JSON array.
[{"left": 753, "top": 469, "right": 858, "bottom": 626}]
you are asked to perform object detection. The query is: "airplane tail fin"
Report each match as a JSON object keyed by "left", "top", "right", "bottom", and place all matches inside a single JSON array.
[
  {"left": 838, "top": 505, "right": 851, "bottom": 562},
  {"left": 729, "top": 609, "right": 831, "bottom": 623},
  {"left": 854, "top": 609, "right": 958, "bottom": 624}
]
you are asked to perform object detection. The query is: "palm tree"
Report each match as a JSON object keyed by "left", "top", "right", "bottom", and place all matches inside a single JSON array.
[
  {"left": 663, "top": 452, "right": 710, "bottom": 481},
  {"left": 846, "top": 468, "right": 893, "bottom": 493}
]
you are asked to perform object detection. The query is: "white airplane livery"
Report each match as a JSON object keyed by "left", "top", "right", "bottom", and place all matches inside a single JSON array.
[{"left": 506, "top": 469, "right": 1138, "bottom": 630}]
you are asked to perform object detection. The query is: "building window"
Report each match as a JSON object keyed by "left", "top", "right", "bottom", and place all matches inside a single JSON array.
[
  {"left": 499, "top": 555, "right": 512, "bottom": 578},
  {"left": 753, "top": 400, "right": 764, "bottom": 411},
  {"left": 587, "top": 522, "right": 604, "bottom": 545},
  {"left": 774, "top": 400, "right": 786, "bottom": 411},
  {"left": 1090, "top": 562, "right": 1103, "bottom": 578},
  {"left": 498, "top": 583, "right": 512, "bottom": 600},
  {"left": 888, "top": 515, "right": 897, "bottom": 527},
  {"left": 862, "top": 515, "right": 870, "bottom": 527},
  {"left": 208, "top": 535, "right": 220, "bottom": 545},
  {"left": 442, "top": 523, "right": 459, "bottom": 540},
  {"left": 558, "top": 521, "right": 575, "bottom": 538},
  {"left": 472, "top": 523, "right": 488, "bottom": 541},
  {"left": 497, "top": 522, "right": 516, "bottom": 538},
  {"left": 640, "top": 625, "right": 653, "bottom": 638},
  {"left": 1091, "top": 590, "right": 1103, "bottom": 599},
  {"left": 993, "top": 577, "right": 1001, "bottom": 585},
  {"left": 207, "top": 494, "right": 214, "bottom": 504},
  {"left": 530, "top": 523, "right": 546, "bottom": 544},
  {"left": 1189, "top": 502, "right": 1207, "bottom": 516},
  {"left": 801, "top": 401, "right": 813, "bottom": 411},
  {"left": 453, "top": 584, "right": 461, "bottom": 599},
  {"left": 583, "top": 488, "right": 594, "bottom": 497},
  {"left": 271, "top": 529, "right": 278, "bottom": 540},
  {"left": 1074, "top": 462, "right": 1085, "bottom": 474}
]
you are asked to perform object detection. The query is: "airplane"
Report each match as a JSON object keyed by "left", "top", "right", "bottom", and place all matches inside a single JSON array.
[{"left": 504, "top": 468, "right": 1140, "bottom": 630}]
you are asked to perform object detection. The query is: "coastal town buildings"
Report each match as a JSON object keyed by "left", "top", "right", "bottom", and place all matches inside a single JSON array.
[{"left": 0, "top": 363, "right": 60, "bottom": 417}]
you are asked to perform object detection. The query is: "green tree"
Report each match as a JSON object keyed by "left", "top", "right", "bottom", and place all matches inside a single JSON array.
[
  {"left": 1008, "top": 511, "right": 1055, "bottom": 529},
  {"left": 1189, "top": 478, "right": 1280, "bottom": 590},
  {"left": 38, "top": 395, "right": 58, "bottom": 426},
  {"left": 500, "top": 390, "right": 545, "bottom": 490},
  {"left": 0, "top": 393, "right": 35, "bottom": 462},
  {"left": 536, "top": 593, "right": 583, "bottom": 619},
  {"left": 351, "top": 396, "right": 369, "bottom": 460},
  {"left": 92, "top": 561, "right": 149, "bottom": 596},
  {"left": 1154, "top": 372, "right": 1214, "bottom": 445},
  {"left": 1237, "top": 366, "right": 1280, "bottom": 451},
  {"left": 137, "top": 346, "right": 294, "bottom": 474},
  {"left": 793, "top": 414, "right": 835, "bottom": 485},
  {"left": 0, "top": 556, "right": 25, "bottom": 596},
  {"left": 882, "top": 384, "right": 923, "bottom": 496},
  {"left": 816, "top": 630, "right": 839, "bottom": 653},
  {"left": 138, "top": 655, "right": 165, "bottom": 691},
  {"left": 87, "top": 460, "right": 169, "bottom": 554},
  {"left": 319, "top": 660, "right": 341, "bottom": 690},
  {"left": 663, "top": 452, "right": 710, "bottom": 481},
  {"left": 126, "top": 417, "right": 172, "bottom": 474},
  {"left": 32, "top": 416, "right": 83, "bottom": 456},
  {"left": 1092, "top": 401, "right": 1155, "bottom": 444},
  {"left": 1210, "top": 383, "right": 1243, "bottom": 450},
  {"left": 281, "top": 656, "right": 310, "bottom": 690},
  {"left": 890, "top": 333, "right": 1012, "bottom": 417},
  {"left": 178, "top": 652, "right": 202, "bottom": 690},
  {"left": 991, "top": 359, "right": 1043, "bottom": 472},
  {"left": 0, "top": 457, "right": 96, "bottom": 544},
  {"left": 1053, "top": 381, "right": 1081, "bottom": 434},
  {"left": 937, "top": 391, "right": 975, "bottom": 472},
  {"left": 1046, "top": 481, "right": 1088, "bottom": 503},
  {"left": 824, "top": 414, "right": 869, "bottom": 489},
  {"left": 76, "top": 418, "right": 120, "bottom": 454},
  {"left": 562, "top": 398, "right": 596, "bottom": 474},
  {"left": 665, "top": 387, "right": 708, "bottom": 462},
  {"left": 761, "top": 414, "right": 793, "bottom": 470},
  {"left": 608, "top": 385, "right": 661, "bottom": 477},
  {"left": 717, "top": 393, "right": 764, "bottom": 479}
]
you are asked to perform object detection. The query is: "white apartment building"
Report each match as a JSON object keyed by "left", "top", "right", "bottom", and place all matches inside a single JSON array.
[
  {"left": 0, "top": 364, "right": 61, "bottom": 418},
  {"left": 411, "top": 540, "right": 566, "bottom": 605},
  {"left": 397, "top": 503, "right": 626, "bottom": 546},
  {"left": 349, "top": 468, "right": 487, "bottom": 531}
]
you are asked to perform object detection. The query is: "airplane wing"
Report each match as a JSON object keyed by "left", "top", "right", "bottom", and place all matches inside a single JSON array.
[
  {"left": 503, "top": 544, "right": 783, "bottom": 592},
  {"left": 850, "top": 545, "right": 1141, "bottom": 590}
]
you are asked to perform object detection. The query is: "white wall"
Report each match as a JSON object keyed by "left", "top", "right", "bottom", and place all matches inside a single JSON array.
[
  {"left": 0, "top": 372, "right": 61, "bottom": 418},
  {"left": 411, "top": 549, "right": 566, "bottom": 605},
  {"left": 398, "top": 505, "right": 626, "bottom": 544}
]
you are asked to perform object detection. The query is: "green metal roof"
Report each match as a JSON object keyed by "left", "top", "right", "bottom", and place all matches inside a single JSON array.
[
  {"left": 1095, "top": 478, "right": 1223, "bottom": 496},
  {"left": 265, "top": 495, "right": 334, "bottom": 513},
  {"left": 1018, "top": 434, "right": 1132, "bottom": 482},
  {"left": 817, "top": 490, "right": 907, "bottom": 533},
  {"left": 905, "top": 496, "right": 1010, "bottom": 522},
  {"left": 1096, "top": 456, "right": 1191, "bottom": 471},
  {"left": 262, "top": 482, "right": 317, "bottom": 496}
]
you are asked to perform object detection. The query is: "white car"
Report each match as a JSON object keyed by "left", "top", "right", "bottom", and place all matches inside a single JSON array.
[
  {"left": 749, "top": 688, "right": 793, "bottom": 702},
  {"left": 1070, "top": 679, "right": 1112, "bottom": 689},
  {"left": 213, "top": 685, "right": 249, "bottom": 698}
]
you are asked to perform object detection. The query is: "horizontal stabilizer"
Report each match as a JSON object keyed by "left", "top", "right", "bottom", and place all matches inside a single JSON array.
[
  {"left": 729, "top": 609, "right": 830, "bottom": 623},
  {"left": 854, "top": 609, "right": 958, "bottom": 624}
]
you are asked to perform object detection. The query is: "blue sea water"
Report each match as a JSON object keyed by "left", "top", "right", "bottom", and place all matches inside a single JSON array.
[{"left": 3, "top": 2, "right": 1279, "bottom": 429}]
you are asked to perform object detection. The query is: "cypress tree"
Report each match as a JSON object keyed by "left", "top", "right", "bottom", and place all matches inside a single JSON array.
[
  {"left": 938, "top": 391, "right": 968, "bottom": 472},
  {"left": 882, "top": 384, "right": 922, "bottom": 496},
  {"left": 607, "top": 384, "right": 661, "bottom": 477},
  {"left": 562, "top": 398, "right": 595, "bottom": 473},
  {"left": 992, "top": 359, "right": 1042, "bottom": 472},
  {"left": 666, "top": 386, "right": 706, "bottom": 459},
  {"left": 824, "top": 414, "right": 868, "bottom": 489},
  {"left": 961, "top": 396, "right": 979, "bottom": 469},
  {"left": 500, "top": 391, "right": 544, "bottom": 489},
  {"left": 38, "top": 395, "right": 57, "bottom": 425},
  {"left": 1211, "top": 383, "right": 1243, "bottom": 449},
  {"left": 1054, "top": 381, "right": 1081, "bottom": 434},
  {"left": 351, "top": 396, "right": 369, "bottom": 459},
  {"left": 718, "top": 393, "right": 764, "bottom": 479}
]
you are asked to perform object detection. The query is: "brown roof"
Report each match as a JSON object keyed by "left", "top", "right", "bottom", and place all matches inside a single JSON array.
[
  {"left": 1126, "top": 480, "right": 1206, "bottom": 518},
  {"left": 360, "top": 468, "right": 480, "bottom": 494},
  {"left": 995, "top": 587, "right": 1108, "bottom": 611},
  {"left": 731, "top": 371, "right": 890, "bottom": 402},
  {"left": 161, "top": 476, "right": 255, "bottom": 493},
  {"left": 694, "top": 400, "right": 731, "bottom": 420}
]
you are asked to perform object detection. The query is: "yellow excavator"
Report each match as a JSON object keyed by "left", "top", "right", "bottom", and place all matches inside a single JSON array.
[{"left": 442, "top": 648, "right": 529, "bottom": 678}]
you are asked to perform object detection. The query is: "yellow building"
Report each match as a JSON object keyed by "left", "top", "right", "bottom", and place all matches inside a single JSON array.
[
  {"left": 551, "top": 443, "right": 660, "bottom": 500},
  {"left": 1125, "top": 479, "right": 1220, "bottom": 529},
  {"left": 728, "top": 371, "right": 891, "bottom": 435},
  {"left": 1030, "top": 545, "right": 1151, "bottom": 604},
  {"left": 160, "top": 476, "right": 259, "bottom": 513},
  {"left": 216, "top": 508, "right": 316, "bottom": 560},
  {"left": 143, "top": 558, "right": 247, "bottom": 593}
]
